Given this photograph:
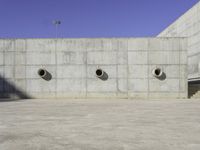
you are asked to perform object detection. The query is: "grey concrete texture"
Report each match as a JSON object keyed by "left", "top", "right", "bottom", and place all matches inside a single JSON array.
[
  {"left": 158, "top": 1, "right": 200, "bottom": 79},
  {"left": 0, "top": 99, "right": 200, "bottom": 150},
  {"left": 0, "top": 38, "right": 187, "bottom": 99}
]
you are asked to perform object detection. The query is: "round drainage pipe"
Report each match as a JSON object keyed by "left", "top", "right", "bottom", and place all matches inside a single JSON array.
[
  {"left": 96, "top": 68, "right": 104, "bottom": 78},
  {"left": 152, "top": 68, "right": 163, "bottom": 78},
  {"left": 38, "top": 68, "right": 47, "bottom": 78}
]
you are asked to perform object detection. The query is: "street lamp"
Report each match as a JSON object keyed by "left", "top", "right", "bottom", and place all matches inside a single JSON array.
[{"left": 53, "top": 20, "right": 61, "bottom": 38}]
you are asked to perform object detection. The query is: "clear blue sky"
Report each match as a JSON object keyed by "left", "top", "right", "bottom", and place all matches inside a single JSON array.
[{"left": 0, "top": 0, "right": 199, "bottom": 38}]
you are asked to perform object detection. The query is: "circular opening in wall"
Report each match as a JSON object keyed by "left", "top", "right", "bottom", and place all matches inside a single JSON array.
[
  {"left": 38, "top": 69, "right": 46, "bottom": 77},
  {"left": 155, "top": 68, "right": 161, "bottom": 76},
  {"left": 96, "top": 69, "right": 103, "bottom": 77},
  {"left": 152, "top": 68, "right": 163, "bottom": 78}
]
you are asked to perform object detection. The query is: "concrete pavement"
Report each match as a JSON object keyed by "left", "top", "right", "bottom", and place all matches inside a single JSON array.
[{"left": 0, "top": 99, "right": 200, "bottom": 150}]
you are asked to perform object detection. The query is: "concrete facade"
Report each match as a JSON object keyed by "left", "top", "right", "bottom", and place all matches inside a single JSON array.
[
  {"left": 0, "top": 38, "right": 187, "bottom": 99},
  {"left": 158, "top": 1, "right": 200, "bottom": 79}
]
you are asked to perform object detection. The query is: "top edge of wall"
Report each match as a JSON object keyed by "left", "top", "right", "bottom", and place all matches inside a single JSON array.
[{"left": 0, "top": 37, "right": 188, "bottom": 40}]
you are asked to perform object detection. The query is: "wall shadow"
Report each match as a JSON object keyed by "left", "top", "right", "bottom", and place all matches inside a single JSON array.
[
  {"left": 0, "top": 75, "right": 32, "bottom": 102},
  {"left": 188, "top": 80, "right": 200, "bottom": 98},
  {"left": 157, "top": 72, "right": 167, "bottom": 81},
  {"left": 98, "top": 72, "right": 109, "bottom": 81},
  {"left": 41, "top": 70, "right": 52, "bottom": 81},
  {"left": 38, "top": 69, "right": 52, "bottom": 81}
]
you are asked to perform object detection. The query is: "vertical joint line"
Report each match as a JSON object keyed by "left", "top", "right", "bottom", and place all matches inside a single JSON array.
[
  {"left": 86, "top": 44, "right": 88, "bottom": 98},
  {"left": 126, "top": 40, "right": 129, "bottom": 99},
  {"left": 178, "top": 40, "right": 181, "bottom": 98},
  {"left": 13, "top": 40, "right": 16, "bottom": 96},
  {"left": 147, "top": 39, "right": 150, "bottom": 99},
  {"left": 25, "top": 40, "right": 27, "bottom": 95},
  {"left": 55, "top": 40, "right": 58, "bottom": 98},
  {"left": 2, "top": 40, "right": 5, "bottom": 95},
  {"left": 116, "top": 40, "right": 119, "bottom": 97}
]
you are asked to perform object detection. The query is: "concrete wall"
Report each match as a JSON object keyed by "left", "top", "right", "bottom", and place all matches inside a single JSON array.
[
  {"left": 0, "top": 38, "right": 187, "bottom": 99},
  {"left": 158, "top": 1, "right": 200, "bottom": 79}
]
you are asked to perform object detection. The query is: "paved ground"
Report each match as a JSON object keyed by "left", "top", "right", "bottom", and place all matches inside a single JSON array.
[{"left": 0, "top": 99, "right": 200, "bottom": 150}]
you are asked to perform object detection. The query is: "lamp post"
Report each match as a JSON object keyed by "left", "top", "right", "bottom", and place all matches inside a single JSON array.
[{"left": 53, "top": 20, "right": 61, "bottom": 38}]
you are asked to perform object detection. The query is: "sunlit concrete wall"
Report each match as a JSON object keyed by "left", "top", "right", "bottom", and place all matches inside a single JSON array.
[
  {"left": 158, "top": 1, "right": 200, "bottom": 79},
  {"left": 0, "top": 38, "right": 187, "bottom": 99}
]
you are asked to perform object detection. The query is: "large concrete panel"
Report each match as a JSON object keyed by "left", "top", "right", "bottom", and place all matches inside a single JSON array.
[
  {"left": 4, "top": 66, "right": 14, "bottom": 79},
  {"left": 148, "top": 51, "right": 180, "bottom": 65},
  {"left": 4, "top": 52, "right": 14, "bottom": 65},
  {"left": 149, "top": 38, "right": 181, "bottom": 51},
  {"left": 128, "top": 51, "right": 148, "bottom": 64},
  {"left": 0, "top": 38, "right": 187, "bottom": 99},
  {"left": 117, "top": 65, "right": 127, "bottom": 78},
  {"left": 57, "top": 65, "right": 86, "bottom": 78},
  {"left": 117, "top": 51, "right": 127, "bottom": 65},
  {"left": 128, "top": 79, "right": 148, "bottom": 92},
  {"left": 86, "top": 39, "right": 113, "bottom": 51},
  {"left": 15, "top": 39, "right": 26, "bottom": 52},
  {"left": 14, "top": 79, "right": 26, "bottom": 92},
  {"left": 26, "top": 39, "right": 55, "bottom": 52},
  {"left": 57, "top": 52, "right": 85, "bottom": 65},
  {"left": 117, "top": 79, "right": 128, "bottom": 92},
  {"left": 112, "top": 39, "right": 127, "bottom": 51},
  {"left": 26, "top": 52, "right": 55, "bottom": 65},
  {"left": 87, "top": 52, "right": 117, "bottom": 65},
  {"left": 0, "top": 40, "right": 14, "bottom": 52},
  {"left": 128, "top": 65, "right": 148, "bottom": 78},
  {"left": 87, "top": 79, "right": 117, "bottom": 92},
  {"left": 57, "top": 79, "right": 86, "bottom": 92},
  {"left": 15, "top": 66, "right": 26, "bottom": 79},
  {"left": 128, "top": 38, "right": 148, "bottom": 50},
  {"left": 26, "top": 79, "right": 56, "bottom": 93},
  {"left": 56, "top": 39, "right": 86, "bottom": 51},
  {"left": 15, "top": 52, "right": 26, "bottom": 65},
  {"left": 149, "top": 79, "right": 180, "bottom": 92},
  {"left": 0, "top": 52, "right": 3, "bottom": 65}
]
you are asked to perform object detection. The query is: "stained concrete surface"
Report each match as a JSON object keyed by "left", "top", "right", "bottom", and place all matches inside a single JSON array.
[
  {"left": 0, "top": 99, "right": 200, "bottom": 150},
  {"left": 158, "top": 1, "right": 200, "bottom": 79},
  {"left": 0, "top": 38, "right": 188, "bottom": 99}
]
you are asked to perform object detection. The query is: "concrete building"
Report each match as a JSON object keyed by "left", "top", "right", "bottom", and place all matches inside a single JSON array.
[
  {"left": 158, "top": 1, "right": 200, "bottom": 98},
  {"left": 158, "top": 1, "right": 200, "bottom": 80},
  {"left": 0, "top": 1, "right": 200, "bottom": 99}
]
